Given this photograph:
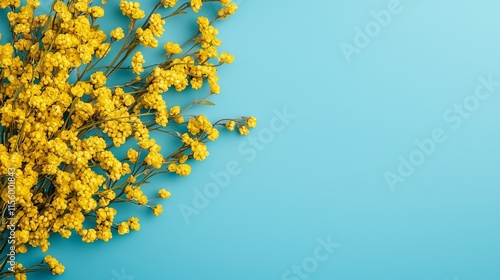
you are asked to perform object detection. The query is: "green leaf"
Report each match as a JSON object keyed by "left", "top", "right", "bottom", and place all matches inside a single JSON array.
[{"left": 198, "top": 100, "right": 215, "bottom": 106}]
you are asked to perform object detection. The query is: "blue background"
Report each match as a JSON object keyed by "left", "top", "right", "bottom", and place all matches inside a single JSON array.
[{"left": 4, "top": 0, "right": 500, "bottom": 279}]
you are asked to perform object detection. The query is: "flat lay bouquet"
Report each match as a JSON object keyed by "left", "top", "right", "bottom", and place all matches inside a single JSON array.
[{"left": 0, "top": 0, "right": 255, "bottom": 278}]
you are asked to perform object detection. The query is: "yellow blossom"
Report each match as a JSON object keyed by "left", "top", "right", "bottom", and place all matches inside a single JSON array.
[
  {"left": 111, "top": 27, "right": 125, "bottom": 40},
  {"left": 89, "top": 6, "right": 105, "bottom": 18},
  {"left": 174, "top": 116, "right": 184, "bottom": 124},
  {"left": 207, "top": 128, "right": 219, "bottom": 141},
  {"left": 158, "top": 189, "right": 171, "bottom": 198},
  {"left": 13, "top": 263, "right": 26, "bottom": 280},
  {"left": 152, "top": 204, "right": 163, "bottom": 216},
  {"left": 178, "top": 154, "right": 188, "bottom": 163},
  {"left": 246, "top": 116, "right": 257, "bottom": 128},
  {"left": 164, "top": 42, "right": 182, "bottom": 55},
  {"left": 127, "top": 148, "right": 139, "bottom": 163},
  {"left": 217, "top": 3, "right": 238, "bottom": 19},
  {"left": 225, "top": 120, "right": 236, "bottom": 131},
  {"left": 118, "top": 222, "right": 130, "bottom": 235},
  {"left": 176, "top": 163, "right": 191, "bottom": 176},
  {"left": 238, "top": 125, "right": 249, "bottom": 135},
  {"left": 136, "top": 27, "right": 158, "bottom": 48},
  {"left": 149, "top": 13, "right": 165, "bottom": 37},
  {"left": 219, "top": 52, "right": 235, "bottom": 64},
  {"left": 190, "top": 0, "right": 202, "bottom": 12},
  {"left": 162, "top": 0, "right": 177, "bottom": 7},
  {"left": 0, "top": 1, "right": 254, "bottom": 277},
  {"left": 119, "top": 1, "right": 145, "bottom": 20},
  {"left": 167, "top": 163, "right": 177, "bottom": 172},
  {"left": 44, "top": 255, "right": 65, "bottom": 275},
  {"left": 169, "top": 105, "right": 181, "bottom": 116},
  {"left": 81, "top": 229, "right": 98, "bottom": 243},
  {"left": 131, "top": 51, "right": 145, "bottom": 74},
  {"left": 220, "top": 0, "right": 231, "bottom": 6}
]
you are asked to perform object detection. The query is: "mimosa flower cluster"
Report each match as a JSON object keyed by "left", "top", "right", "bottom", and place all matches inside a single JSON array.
[{"left": 0, "top": 0, "right": 254, "bottom": 278}]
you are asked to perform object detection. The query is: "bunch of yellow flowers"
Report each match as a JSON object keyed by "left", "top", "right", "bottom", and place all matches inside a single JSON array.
[{"left": 0, "top": 0, "right": 255, "bottom": 278}]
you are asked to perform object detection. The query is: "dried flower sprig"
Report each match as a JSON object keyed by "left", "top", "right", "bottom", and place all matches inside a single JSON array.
[{"left": 0, "top": 0, "right": 254, "bottom": 278}]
